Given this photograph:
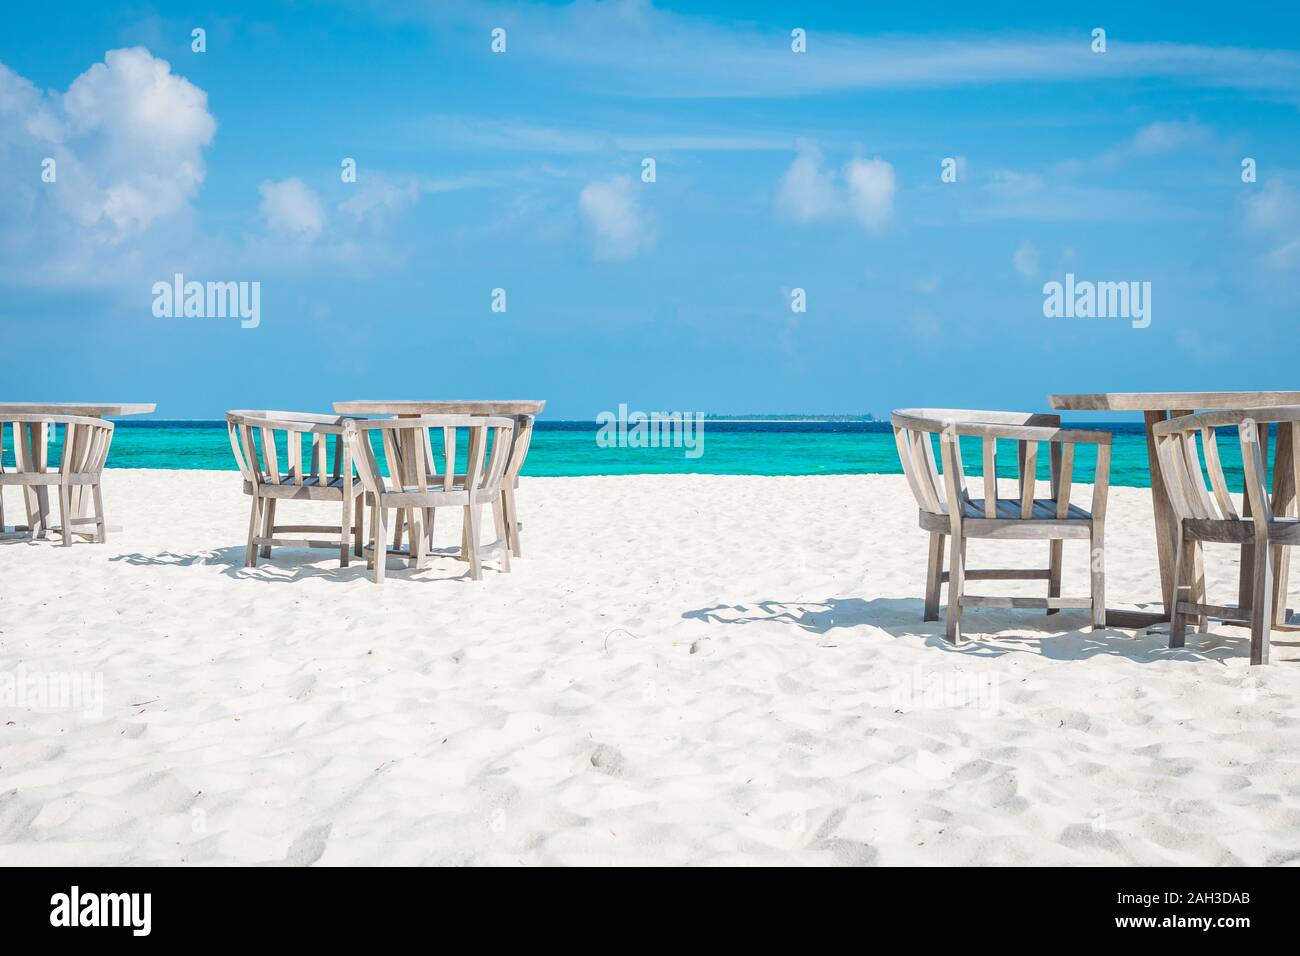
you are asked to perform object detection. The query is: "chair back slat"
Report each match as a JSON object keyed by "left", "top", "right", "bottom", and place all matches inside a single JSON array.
[
  {"left": 1180, "top": 432, "right": 1215, "bottom": 520},
  {"left": 287, "top": 430, "right": 303, "bottom": 485},
  {"left": 442, "top": 427, "right": 457, "bottom": 492},
  {"left": 347, "top": 421, "right": 384, "bottom": 494},
  {"left": 908, "top": 430, "right": 944, "bottom": 513},
  {"left": 1054, "top": 441, "right": 1074, "bottom": 518},
  {"left": 892, "top": 426, "right": 933, "bottom": 513},
  {"left": 1200, "top": 427, "right": 1238, "bottom": 519},
  {"left": 226, "top": 416, "right": 253, "bottom": 481},
  {"left": 1240, "top": 418, "right": 1273, "bottom": 526},
  {"left": 380, "top": 429, "right": 403, "bottom": 493},
  {"left": 411, "top": 425, "right": 429, "bottom": 492},
  {"left": 982, "top": 438, "right": 997, "bottom": 518},
  {"left": 1019, "top": 440, "right": 1038, "bottom": 518},
  {"left": 259, "top": 426, "right": 279, "bottom": 483},
  {"left": 464, "top": 422, "right": 487, "bottom": 492},
  {"left": 484, "top": 420, "right": 514, "bottom": 489},
  {"left": 1292, "top": 422, "right": 1300, "bottom": 521},
  {"left": 505, "top": 416, "right": 534, "bottom": 482}
]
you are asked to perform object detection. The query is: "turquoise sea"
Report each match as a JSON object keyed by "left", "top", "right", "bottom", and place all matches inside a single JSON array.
[{"left": 36, "top": 420, "right": 1269, "bottom": 491}]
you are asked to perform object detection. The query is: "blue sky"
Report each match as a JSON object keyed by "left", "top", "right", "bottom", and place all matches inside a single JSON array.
[{"left": 2, "top": 0, "right": 1300, "bottom": 419}]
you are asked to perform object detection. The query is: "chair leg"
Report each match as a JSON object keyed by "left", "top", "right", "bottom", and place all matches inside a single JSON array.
[
  {"left": 244, "top": 495, "right": 261, "bottom": 567},
  {"left": 464, "top": 505, "right": 483, "bottom": 580},
  {"left": 425, "top": 507, "right": 436, "bottom": 554},
  {"left": 1089, "top": 530, "right": 1105, "bottom": 631},
  {"left": 391, "top": 508, "right": 404, "bottom": 555},
  {"left": 923, "top": 532, "right": 944, "bottom": 622},
  {"left": 944, "top": 533, "right": 965, "bottom": 644},
  {"left": 502, "top": 487, "right": 522, "bottom": 557},
  {"left": 410, "top": 508, "right": 425, "bottom": 570},
  {"left": 1192, "top": 542, "right": 1208, "bottom": 632},
  {"left": 92, "top": 484, "right": 106, "bottom": 543},
  {"left": 1250, "top": 537, "right": 1272, "bottom": 665},
  {"left": 58, "top": 484, "right": 72, "bottom": 547},
  {"left": 366, "top": 501, "right": 376, "bottom": 570},
  {"left": 339, "top": 493, "right": 351, "bottom": 568},
  {"left": 354, "top": 494, "right": 365, "bottom": 557},
  {"left": 259, "top": 498, "right": 276, "bottom": 559},
  {"left": 1047, "top": 539, "right": 1063, "bottom": 616},
  {"left": 1170, "top": 537, "right": 1192, "bottom": 649},
  {"left": 492, "top": 498, "right": 512, "bottom": 573},
  {"left": 372, "top": 503, "right": 387, "bottom": 585}
]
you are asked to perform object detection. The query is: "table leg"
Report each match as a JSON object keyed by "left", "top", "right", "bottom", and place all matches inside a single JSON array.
[
  {"left": 1143, "top": 409, "right": 1183, "bottom": 619},
  {"left": 1269, "top": 423, "right": 1295, "bottom": 628},
  {"left": 1239, "top": 422, "right": 1271, "bottom": 616},
  {"left": 21, "top": 422, "right": 51, "bottom": 537}
]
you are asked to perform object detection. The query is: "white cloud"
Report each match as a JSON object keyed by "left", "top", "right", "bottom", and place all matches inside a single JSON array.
[
  {"left": 259, "top": 178, "right": 325, "bottom": 240},
  {"left": 578, "top": 175, "right": 649, "bottom": 260},
  {"left": 775, "top": 141, "right": 838, "bottom": 222},
  {"left": 1013, "top": 241, "right": 1040, "bottom": 278},
  {"left": 843, "top": 157, "right": 896, "bottom": 232},
  {"left": 0, "top": 47, "right": 215, "bottom": 283},
  {"left": 776, "top": 141, "right": 896, "bottom": 233}
]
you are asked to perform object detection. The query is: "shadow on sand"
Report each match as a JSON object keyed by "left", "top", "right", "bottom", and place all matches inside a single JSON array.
[
  {"left": 110, "top": 544, "right": 481, "bottom": 585},
  {"left": 681, "top": 596, "right": 1294, "bottom": 664}
]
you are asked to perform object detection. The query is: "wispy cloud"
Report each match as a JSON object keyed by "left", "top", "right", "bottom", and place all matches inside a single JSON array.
[
  {"left": 396, "top": 1, "right": 1300, "bottom": 101},
  {"left": 419, "top": 115, "right": 793, "bottom": 153}
]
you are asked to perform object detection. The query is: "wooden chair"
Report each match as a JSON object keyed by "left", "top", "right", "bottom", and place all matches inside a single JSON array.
[
  {"left": 344, "top": 415, "right": 514, "bottom": 584},
  {"left": 0, "top": 413, "right": 114, "bottom": 545},
  {"left": 225, "top": 411, "right": 364, "bottom": 569},
  {"left": 389, "top": 413, "right": 536, "bottom": 559},
  {"left": 1152, "top": 407, "right": 1300, "bottom": 665},
  {"left": 891, "top": 409, "right": 1112, "bottom": 643}
]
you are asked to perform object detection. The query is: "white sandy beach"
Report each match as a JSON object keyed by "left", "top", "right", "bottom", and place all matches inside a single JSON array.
[{"left": 2, "top": 469, "right": 1299, "bottom": 866}]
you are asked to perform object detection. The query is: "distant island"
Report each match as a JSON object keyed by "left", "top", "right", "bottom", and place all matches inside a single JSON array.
[{"left": 702, "top": 413, "right": 879, "bottom": 422}]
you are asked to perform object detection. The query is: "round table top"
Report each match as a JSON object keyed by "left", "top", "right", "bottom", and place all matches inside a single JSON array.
[
  {"left": 0, "top": 402, "right": 156, "bottom": 417},
  {"left": 1049, "top": 392, "right": 1300, "bottom": 412},
  {"left": 333, "top": 400, "right": 545, "bottom": 416}
]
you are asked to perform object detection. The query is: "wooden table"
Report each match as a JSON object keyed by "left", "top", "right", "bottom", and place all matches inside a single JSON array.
[
  {"left": 332, "top": 401, "right": 545, "bottom": 417},
  {"left": 0, "top": 402, "right": 156, "bottom": 537},
  {"left": 1049, "top": 392, "right": 1300, "bottom": 629},
  {"left": 332, "top": 401, "right": 545, "bottom": 555}
]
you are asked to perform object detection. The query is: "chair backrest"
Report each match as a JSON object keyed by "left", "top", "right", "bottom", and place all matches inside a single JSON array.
[
  {"left": 1153, "top": 406, "right": 1300, "bottom": 528},
  {"left": 225, "top": 410, "right": 353, "bottom": 489},
  {"left": 0, "top": 413, "right": 115, "bottom": 479},
  {"left": 890, "top": 408, "right": 1111, "bottom": 522},
  {"left": 345, "top": 415, "right": 515, "bottom": 497}
]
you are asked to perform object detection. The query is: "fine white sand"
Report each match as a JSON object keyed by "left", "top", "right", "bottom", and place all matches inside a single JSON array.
[{"left": 2, "top": 470, "right": 1299, "bottom": 866}]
